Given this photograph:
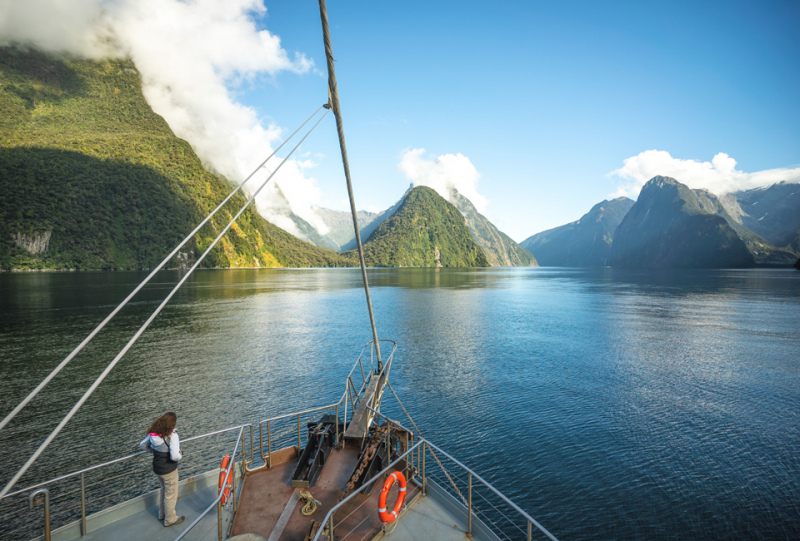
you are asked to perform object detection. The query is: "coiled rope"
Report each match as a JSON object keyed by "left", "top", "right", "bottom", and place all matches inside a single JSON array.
[{"left": 299, "top": 491, "right": 322, "bottom": 516}]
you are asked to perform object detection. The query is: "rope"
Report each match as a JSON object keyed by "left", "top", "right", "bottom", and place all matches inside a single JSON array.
[
  {"left": 0, "top": 103, "right": 327, "bottom": 434},
  {"left": 317, "top": 0, "right": 382, "bottom": 372},
  {"left": 386, "top": 383, "right": 468, "bottom": 506},
  {"left": 0, "top": 108, "right": 330, "bottom": 500},
  {"left": 299, "top": 491, "right": 321, "bottom": 516}
]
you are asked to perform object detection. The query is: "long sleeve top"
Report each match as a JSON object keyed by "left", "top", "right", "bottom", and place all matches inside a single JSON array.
[{"left": 139, "top": 430, "right": 182, "bottom": 462}]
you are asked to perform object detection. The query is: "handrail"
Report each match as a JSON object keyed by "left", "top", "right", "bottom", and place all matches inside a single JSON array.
[
  {"left": 173, "top": 425, "right": 247, "bottom": 541},
  {"left": 422, "top": 440, "right": 558, "bottom": 541},
  {"left": 0, "top": 425, "right": 247, "bottom": 500},
  {"left": 311, "top": 439, "right": 423, "bottom": 541}
]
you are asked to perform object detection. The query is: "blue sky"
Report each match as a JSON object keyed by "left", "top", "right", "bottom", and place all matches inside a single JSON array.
[
  {"left": 232, "top": 0, "right": 799, "bottom": 241},
  {"left": 4, "top": 0, "right": 798, "bottom": 241}
]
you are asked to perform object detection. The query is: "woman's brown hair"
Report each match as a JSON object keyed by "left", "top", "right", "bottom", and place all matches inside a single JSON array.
[{"left": 147, "top": 412, "right": 177, "bottom": 438}]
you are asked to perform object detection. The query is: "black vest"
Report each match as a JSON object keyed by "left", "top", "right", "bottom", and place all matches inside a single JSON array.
[{"left": 152, "top": 437, "right": 178, "bottom": 475}]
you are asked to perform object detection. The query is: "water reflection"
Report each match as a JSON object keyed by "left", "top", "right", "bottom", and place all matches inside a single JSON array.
[{"left": 0, "top": 268, "right": 799, "bottom": 540}]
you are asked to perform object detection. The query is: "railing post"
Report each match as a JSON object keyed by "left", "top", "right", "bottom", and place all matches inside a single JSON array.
[
  {"left": 217, "top": 498, "right": 223, "bottom": 541},
  {"left": 297, "top": 413, "right": 302, "bottom": 451},
  {"left": 249, "top": 424, "right": 255, "bottom": 470},
  {"left": 232, "top": 458, "right": 238, "bottom": 513},
  {"left": 404, "top": 432, "right": 409, "bottom": 481},
  {"left": 468, "top": 472, "right": 473, "bottom": 534},
  {"left": 335, "top": 404, "right": 340, "bottom": 449},
  {"left": 528, "top": 519, "right": 533, "bottom": 541},
  {"left": 258, "top": 422, "right": 265, "bottom": 464},
  {"left": 421, "top": 442, "right": 427, "bottom": 496},
  {"left": 267, "top": 420, "right": 272, "bottom": 468},
  {"left": 385, "top": 420, "right": 391, "bottom": 459},
  {"left": 80, "top": 472, "right": 87, "bottom": 536},
  {"left": 29, "top": 489, "right": 51, "bottom": 541},
  {"left": 328, "top": 513, "right": 335, "bottom": 541}
]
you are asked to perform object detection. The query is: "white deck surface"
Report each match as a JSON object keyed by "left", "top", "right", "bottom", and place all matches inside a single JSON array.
[
  {"left": 71, "top": 485, "right": 220, "bottom": 541},
  {"left": 380, "top": 494, "right": 473, "bottom": 541}
]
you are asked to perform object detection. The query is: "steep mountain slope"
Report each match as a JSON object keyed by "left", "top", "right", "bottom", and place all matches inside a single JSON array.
[
  {"left": 521, "top": 197, "right": 634, "bottom": 266},
  {"left": 313, "top": 207, "right": 378, "bottom": 250},
  {"left": 340, "top": 195, "right": 406, "bottom": 252},
  {"left": 355, "top": 186, "right": 489, "bottom": 267},
  {"left": 448, "top": 189, "right": 537, "bottom": 267},
  {"left": 0, "top": 47, "right": 354, "bottom": 270},
  {"left": 723, "top": 182, "right": 800, "bottom": 252},
  {"left": 611, "top": 176, "right": 754, "bottom": 268},
  {"left": 328, "top": 185, "right": 535, "bottom": 266}
]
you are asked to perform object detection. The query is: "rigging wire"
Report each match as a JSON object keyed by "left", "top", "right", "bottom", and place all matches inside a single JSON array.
[
  {"left": 318, "top": 0, "right": 383, "bottom": 372},
  {"left": 386, "top": 382, "right": 468, "bottom": 506},
  {"left": 0, "top": 103, "right": 327, "bottom": 434},
  {"left": 0, "top": 107, "right": 331, "bottom": 500}
]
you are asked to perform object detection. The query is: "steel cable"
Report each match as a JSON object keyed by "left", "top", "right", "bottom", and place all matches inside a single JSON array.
[
  {"left": 0, "top": 108, "right": 330, "bottom": 499},
  {"left": 0, "top": 104, "right": 327, "bottom": 434},
  {"left": 386, "top": 382, "right": 468, "bottom": 506}
]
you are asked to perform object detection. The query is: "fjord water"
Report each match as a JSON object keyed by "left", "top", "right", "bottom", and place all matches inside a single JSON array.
[{"left": 1, "top": 268, "right": 798, "bottom": 539}]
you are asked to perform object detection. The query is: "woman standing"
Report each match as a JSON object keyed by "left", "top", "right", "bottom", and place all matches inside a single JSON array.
[{"left": 139, "top": 412, "right": 185, "bottom": 527}]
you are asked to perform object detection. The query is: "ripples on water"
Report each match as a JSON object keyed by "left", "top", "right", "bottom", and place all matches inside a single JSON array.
[{"left": 1, "top": 268, "right": 799, "bottom": 539}]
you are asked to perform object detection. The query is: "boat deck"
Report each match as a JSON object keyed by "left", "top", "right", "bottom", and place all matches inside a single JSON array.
[
  {"left": 51, "top": 469, "right": 223, "bottom": 541},
  {"left": 232, "top": 443, "right": 421, "bottom": 541}
]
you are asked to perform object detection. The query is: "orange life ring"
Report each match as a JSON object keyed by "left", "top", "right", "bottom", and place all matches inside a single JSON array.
[
  {"left": 218, "top": 454, "right": 232, "bottom": 505},
  {"left": 378, "top": 471, "right": 406, "bottom": 523}
]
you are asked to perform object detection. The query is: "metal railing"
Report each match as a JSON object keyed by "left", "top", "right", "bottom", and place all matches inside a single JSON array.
[
  {"left": 174, "top": 425, "right": 249, "bottom": 541},
  {"left": 338, "top": 405, "right": 559, "bottom": 541},
  {"left": 0, "top": 425, "right": 253, "bottom": 541},
  {"left": 0, "top": 340, "right": 560, "bottom": 541},
  {"left": 420, "top": 440, "right": 559, "bottom": 541},
  {"left": 311, "top": 439, "right": 423, "bottom": 541},
  {"left": 309, "top": 435, "right": 557, "bottom": 541}
]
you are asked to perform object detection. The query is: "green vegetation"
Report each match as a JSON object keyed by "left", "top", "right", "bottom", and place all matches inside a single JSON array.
[
  {"left": 353, "top": 186, "right": 489, "bottom": 267},
  {"left": 448, "top": 189, "right": 537, "bottom": 267},
  {"left": 0, "top": 47, "right": 355, "bottom": 270}
]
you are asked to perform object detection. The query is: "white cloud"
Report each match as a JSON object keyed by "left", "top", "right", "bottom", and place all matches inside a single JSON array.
[
  {"left": 1, "top": 0, "right": 328, "bottom": 235},
  {"left": 609, "top": 150, "right": 800, "bottom": 198},
  {"left": 398, "top": 149, "right": 489, "bottom": 214},
  {"left": 0, "top": 0, "right": 109, "bottom": 58}
]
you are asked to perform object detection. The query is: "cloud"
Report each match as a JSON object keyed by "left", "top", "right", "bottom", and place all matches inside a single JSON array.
[
  {"left": 609, "top": 150, "right": 800, "bottom": 198},
  {"left": 1, "top": 0, "right": 327, "bottom": 236},
  {"left": 398, "top": 149, "right": 489, "bottom": 213},
  {"left": 0, "top": 0, "right": 110, "bottom": 57}
]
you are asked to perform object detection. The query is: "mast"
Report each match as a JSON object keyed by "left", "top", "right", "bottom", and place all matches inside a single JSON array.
[{"left": 318, "top": 0, "right": 383, "bottom": 372}]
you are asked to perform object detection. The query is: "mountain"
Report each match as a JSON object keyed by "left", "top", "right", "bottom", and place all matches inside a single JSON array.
[
  {"left": 313, "top": 207, "right": 378, "bottom": 250},
  {"left": 354, "top": 186, "right": 489, "bottom": 267},
  {"left": 340, "top": 195, "right": 406, "bottom": 252},
  {"left": 722, "top": 182, "right": 800, "bottom": 253},
  {"left": 447, "top": 189, "right": 537, "bottom": 267},
  {"left": 611, "top": 176, "right": 754, "bottom": 268},
  {"left": 325, "top": 185, "right": 535, "bottom": 266},
  {"left": 521, "top": 197, "right": 634, "bottom": 266},
  {"left": 0, "top": 47, "right": 355, "bottom": 270}
]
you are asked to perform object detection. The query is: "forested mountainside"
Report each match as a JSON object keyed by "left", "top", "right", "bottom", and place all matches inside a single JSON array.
[
  {"left": 352, "top": 186, "right": 490, "bottom": 267},
  {"left": 0, "top": 47, "right": 355, "bottom": 270}
]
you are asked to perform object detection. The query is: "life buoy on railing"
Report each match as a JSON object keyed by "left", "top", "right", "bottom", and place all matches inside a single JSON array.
[
  {"left": 218, "top": 454, "right": 232, "bottom": 505},
  {"left": 378, "top": 471, "right": 406, "bottom": 523}
]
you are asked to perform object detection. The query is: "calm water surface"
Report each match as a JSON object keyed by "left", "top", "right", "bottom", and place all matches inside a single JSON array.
[{"left": 1, "top": 267, "right": 799, "bottom": 539}]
